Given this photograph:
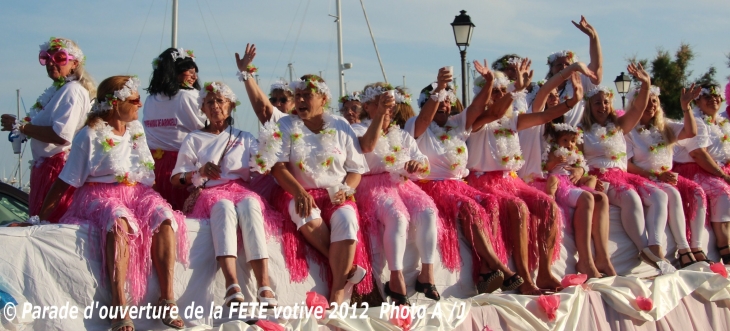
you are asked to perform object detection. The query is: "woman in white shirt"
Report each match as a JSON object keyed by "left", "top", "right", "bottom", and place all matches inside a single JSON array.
[
  {"left": 170, "top": 82, "right": 279, "bottom": 307},
  {"left": 625, "top": 85, "right": 706, "bottom": 267},
  {"left": 406, "top": 65, "right": 524, "bottom": 295},
  {"left": 143, "top": 47, "right": 206, "bottom": 210},
  {"left": 1, "top": 37, "right": 95, "bottom": 222},
  {"left": 37, "top": 76, "right": 188, "bottom": 331},
  {"left": 353, "top": 83, "right": 441, "bottom": 305},
  {"left": 579, "top": 63, "right": 676, "bottom": 273},
  {"left": 672, "top": 83, "right": 730, "bottom": 265}
]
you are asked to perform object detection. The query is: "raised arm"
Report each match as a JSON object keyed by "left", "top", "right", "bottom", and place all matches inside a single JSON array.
[
  {"left": 235, "top": 43, "right": 275, "bottom": 124},
  {"left": 518, "top": 72, "right": 582, "bottom": 131},
  {"left": 573, "top": 16, "right": 602, "bottom": 85},
  {"left": 616, "top": 63, "right": 651, "bottom": 133},
  {"left": 463, "top": 59, "right": 494, "bottom": 131},
  {"left": 472, "top": 59, "right": 534, "bottom": 129},
  {"left": 412, "top": 68, "right": 452, "bottom": 139},
  {"left": 532, "top": 62, "right": 596, "bottom": 112},
  {"left": 358, "top": 92, "right": 395, "bottom": 153},
  {"left": 677, "top": 84, "right": 701, "bottom": 140}
]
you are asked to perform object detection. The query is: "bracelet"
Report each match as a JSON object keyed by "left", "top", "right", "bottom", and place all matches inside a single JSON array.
[
  {"left": 237, "top": 71, "right": 253, "bottom": 82},
  {"left": 179, "top": 171, "right": 187, "bottom": 185}
]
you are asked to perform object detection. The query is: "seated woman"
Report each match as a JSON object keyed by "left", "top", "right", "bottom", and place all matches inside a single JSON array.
[
  {"left": 406, "top": 64, "right": 523, "bottom": 295},
  {"left": 673, "top": 83, "right": 730, "bottom": 264},
  {"left": 353, "top": 83, "right": 440, "bottom": 305},
  {"left": 339, "top": 91, "right": 363, "bottom": 124},
  {"left": 579, "top": 63, "right": 675, "bottom": 273},
  {"left": 625, "top": 85, "right": 705, "bottom": 267},
  {"left": 170, "top": 81, "right": 279, "bottom": 306},
  {"left": 37, "top": 76, "right": 188, "bottom": 331}
]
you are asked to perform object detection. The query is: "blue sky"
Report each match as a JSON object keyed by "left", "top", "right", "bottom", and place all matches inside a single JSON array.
[{"left": 0, "top": 0, "right": 728, "bottom": 185}]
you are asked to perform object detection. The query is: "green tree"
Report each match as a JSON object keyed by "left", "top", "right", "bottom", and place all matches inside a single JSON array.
[{"left": 628, "top": 43, "right": 717, "bottom": 119}]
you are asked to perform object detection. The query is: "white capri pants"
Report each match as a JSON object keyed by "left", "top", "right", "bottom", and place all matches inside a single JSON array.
[
  {"left": 210, "top": 198, "right": 269, "bottom": 261},
  {"left": 287, "top": 200, "right": 359, "bottom": 243},
  {"left": 653, "top": 182, "right": 691, "bottom": 250},
  {"left": 375, "top": 196, "right": 438, "bottom": 271},
  {"left": 605, "top": 184, "right": 668, "bottom": 249}
]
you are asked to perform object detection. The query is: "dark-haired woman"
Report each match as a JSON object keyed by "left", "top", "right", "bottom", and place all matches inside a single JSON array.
[{"left": 143, "top": 47, "right": 206, "bottom": 210}]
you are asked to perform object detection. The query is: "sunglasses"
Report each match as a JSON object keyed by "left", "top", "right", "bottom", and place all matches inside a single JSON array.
[
  {"left": 126, "top": 98, "right": 142, "bottom": 106},
  {"left": 269, "top": 97, "right": 290, "bottom": 104},
  {"left": 39, "top": 50, "right": 76, "bottom": 66}
]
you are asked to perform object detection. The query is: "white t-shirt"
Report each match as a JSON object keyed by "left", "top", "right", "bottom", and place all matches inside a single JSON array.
[
  {"left": 467, "top": 115, "right": 524, "bottom": 173},
  {"left": 626, "top": 121, "right": 706, "bottom": 172},
  {"left": 142, "top": 89, "right": 206, "bottom": 151},
  {"left": 60, "top": 121, "right": 155, "bottom": 188},
  {"left": 276, "top": 113, "right": 368, "bottom": 189},
  {"left": 558, "top": 74, "right": 597, "bottom": 127},
  {"left": 405, "top": 110, "right": 470, "bottom": 180},
  {"left": 172, "top": 127, "right": 257, "bottom": 188},
  {"left": 30, "top": 81, "right": 91, "bottom": 159},
  {"left": 581, "top": 122, "right": 628, "bottom": 171},
  {"left": 672, "top": 117, "right": 711, "bottom": 164},
  {"left": 351, "top": 120, "right": 429, "bottom": 175},
  {"left": 683, "top": 109, "right": 730, "bottom": 165},
  {"left": 269, "top": 107, "right": 288, "bottom": 123},
  {"left": 517, "top": 107, "right": 545, "bottom": 181}
]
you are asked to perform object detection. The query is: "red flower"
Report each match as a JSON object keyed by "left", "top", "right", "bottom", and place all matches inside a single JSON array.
[
  {"left": 206, "top": 84, "right": 214, "bottom": 92},
  {"left": 273, "top": 132, "right": 281, "bottom": 139},
  {"left": 23, "top": 117, "right": 31, "bottom": 122},
  {"left": 439, "top": 134, "right": 449, "bottom": 141},
  {"left": 106, "top": 138, "right": 116, "bottom": 147}
]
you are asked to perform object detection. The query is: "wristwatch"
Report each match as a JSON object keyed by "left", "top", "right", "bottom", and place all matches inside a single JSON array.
[{"left": 179, "top": 171, "right": 187, "bottom": 185}]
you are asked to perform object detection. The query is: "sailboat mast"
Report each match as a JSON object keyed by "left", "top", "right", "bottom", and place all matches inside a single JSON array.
[
  {"left": 336, "top": 0, "right": 345, "bottom": 98},
  {"left": 16, "top": 89, "right": 20, "bottom": 188},
  {"left": 171, "top": 0, "right": 179, "bottom": 48}
]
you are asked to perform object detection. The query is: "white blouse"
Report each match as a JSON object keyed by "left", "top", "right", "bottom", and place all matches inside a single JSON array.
[
  {"left": 60, "top": 121, "right": 155, "bottom": 188},
  {"left": 467, "top": 115, "right": 524, "bottom": 173},
  {"left": 626, "top": 121, "right": 705, "bottom": 173},
  {"left": 142, "top": 89, "right": 206, "bottom": 151},
  {"left": 683, "top": 109, "right": 730, "bottom": 166},
  {"left": 275, "top": 113, "right": 368, "bottom": 189},
  {"left": 172, "top": 127, "right": 257, "bottom": 188},
  {"left": 30, "top": 81, "right": 91, "bottom": 159},
  {"left": 404, "top": 110, "right": 470, "bottom": 180},
  {"left": 351, "top": 120, "right": 429, "bottom": 176},
  {"left": 516, "top": 108, "right": 545, "bottom": 181},
  {"left": 557, "top": 74, "right": 597, "bottom": 127},
  {"left": 581, "top": 122, "right": 628, "bottom": 171}
]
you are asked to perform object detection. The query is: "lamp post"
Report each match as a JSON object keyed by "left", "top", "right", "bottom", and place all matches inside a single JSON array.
[
  {"left": 451, "top": 10, "right": 475, "bottom": 104},
  {"left": 614, "top": 72, "right": 632, "bottom": 109}
]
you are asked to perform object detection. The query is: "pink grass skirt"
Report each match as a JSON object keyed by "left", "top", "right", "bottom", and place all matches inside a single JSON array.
[
  {"left": 467, "top": 171, "right": 563, "bottom": 270},
  {"left": 29, "top": 152, "right": 74, "bottom": 222},
  {"left": 355, "top": 174, "right": 458, "bottom": 272},
  {"left": 415, "top": 179, "right": 506, "bottom": 281},
  {"left": 151, "top": 149, "right": 189, "bottom": 211},
  {"left": 589, "top": 167, "right": 656, "bottom": 195},
  {"left": 59, "top": 183, "right": 189, "bottom": 304},
  {"left": 271, "top": 186, "right": 373, "bottom": 295},
  {"left": 674, "top": 162, "right": 723, "bottom": 226}
]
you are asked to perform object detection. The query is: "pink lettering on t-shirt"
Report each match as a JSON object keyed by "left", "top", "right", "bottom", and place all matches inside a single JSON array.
[{"left": 144, "top": 118, "right": 178, "bottom": 128}]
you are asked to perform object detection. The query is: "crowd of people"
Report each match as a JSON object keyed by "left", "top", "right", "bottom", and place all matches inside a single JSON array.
[{"left": 3, "top": 15, "right": 730, "bottom": 331}]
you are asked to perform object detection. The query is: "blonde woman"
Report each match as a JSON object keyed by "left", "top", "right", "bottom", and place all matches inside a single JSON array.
[{"left": 1, "top": 37, "right": 95, "bottom": 222}]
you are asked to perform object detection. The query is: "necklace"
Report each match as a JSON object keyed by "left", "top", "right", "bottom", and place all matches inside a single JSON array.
[
  {"left": 484, "top": 116, "right": 524, "bottom": 171},
  {"left": 94, "top": 120, "right": 154, "bottom": 185},
  {"left": 428, "top": 121, "right": 467, "bottom": 172},
  {"left": 28, "top": 75, "right": 77, "bottom": 120}
]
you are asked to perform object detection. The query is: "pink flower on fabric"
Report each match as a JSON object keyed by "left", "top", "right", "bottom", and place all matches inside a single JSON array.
[
  {"left": 710, "top": 263, "right": 729, "bottom": 278},
  {"left": 256, "top": 320, "right": 285, "bottom": 331},
  {"left": 305, "top": 291, "right": 329, "bottom": 311},
  {"left": 635, "top": 296, "right": 653, "bottom": 311},
  {"left": 483, "top": 325, "right": 495, "bottom": 331},
  {"left": 390, "top": 311, "right": 412, "bottom": 331},
  {"left": 537, "top": 294, "right": 560, "bottom": 321},
  {"left": 560, "top": 274, "right": 588, "bottom": 288}
]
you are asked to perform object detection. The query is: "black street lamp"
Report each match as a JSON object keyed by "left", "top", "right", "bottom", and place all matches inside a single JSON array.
[
  {"left": 614, "top": 72, "right": 632, "bottom": 109},
  {"left": 451, "top": 10, "right": 475, "bottom": 104}
]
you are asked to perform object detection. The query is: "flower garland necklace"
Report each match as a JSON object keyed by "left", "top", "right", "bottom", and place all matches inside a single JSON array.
[
  {"left": 484, "top": 116, "right": 524, "bottom": 171},
  {"left": 367, "top": 120, "right": 412, "bottom": 182},
  {"left": 700, "top": 110, "right": 730, "bottom": 163},
  {"left": 251, "top": 120, "right": 283, "bottom": 174},
  {"left": 635, "top": 125, "right": 672, "bottom": 175},
  {"left": 28, "top": 75, "right": 77, "bottom": 120},
  {"left": 429, "top": 121, "right": 467, "bottom": 173},
  {"left": 290, "top": 114, "right": 337, "bottom": 181},
  {"left": 587, "top": 122, "right": 626, "bottom": 163},
  {"left": 94, "top": 120, "right": 155, "bottom": 185}
]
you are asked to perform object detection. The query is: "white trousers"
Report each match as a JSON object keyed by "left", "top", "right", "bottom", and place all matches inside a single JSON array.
[
  {"left": 606, "top": 184, "right": 668, "bottom": 249},
  {"left": 210, "top": 198, "right": 269, "bottom": 261},
  {"left": 654, "top": 182, "right": 691, "bottom": 250},
  {"left": 375, "top": 197, "right": 438, "bottom": 271},
  {"left": 287, "top": 200, "right": 359, "bottom": 243}
]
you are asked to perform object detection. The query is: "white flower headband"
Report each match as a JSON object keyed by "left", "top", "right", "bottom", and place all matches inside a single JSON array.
[
  {"left": 627, "top": 85, "right": 659, "bottom": 106},
  {"left": 552, "top": 122, "right": 584, "bottom": 144},
  {"left": 494, "top": 57, "right": 522, "bottom": 70},
  {"left": 338, "top": 91, "right": 361, "bottom": 109},
  {"left": 171, "top": 47, "right": 195, "bottom": 61},
  {"left": 473, "top": 74, "right": 510, "bottom": 96},
  {"left": 198, "top": 82, "right": 240, "bottom": 109},
  {"left": 92, "top": 76, "right": 141, "bottom": 113},
  {"left": 291, "top": 77, "right": 332, "bottom": 102},
  {"left": 40, "top": 37, "right": 85, "bottom": 64},
  {"left": 547, "top": 50, "right": 576, "bottom": 65},
  {"left": 361, "top": 84, "right": 394, "bottom": 104},
  {"left": 585, "top": 85, "right": 614, "bottom": 99},
  {"left": 418, "top": 82, "right": 457, "bottom": 108},
  {"left": 270, "top": 80, "right": 293, "bottom": 96},
  {"left": 395, "top": 91, "right": 411, "bottom": 105},
  {"left": 695, "top": 85, "right": 724, "bottom": 101}
]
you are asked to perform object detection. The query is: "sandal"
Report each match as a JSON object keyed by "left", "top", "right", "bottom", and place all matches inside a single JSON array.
[
  {"left": 224, "top": 284, "right": 245, "bottom": 307},
  {"left": 678, "top": 251, "right": 697, "bottom": 268},
  {"left": 415, "top": 280, "right": 440, "bottom": 301},
  {"left": 111, "top": 319, "right": 135, "bottom": 331},
  {"left": 640, "top": 247, "right": 676, "bottom": 274},
  {"left": 257, "top": 286, "right": 278, "bottom": 307},
  {"left": 477, "top": 270, "right": 504, "bottom": 294},
  {"left": 384, "top": 281, "right": 410, "bottom": 306},
  {"left": 158, "top": 298, "right": 184, "bottom": 330},
  {"left": 500, "top": 273, "right": 525, "bottom": 291},
  {"left": 691, "top": 249, "right": 713, "bottom": 264},
  {"left": 717, "top": 245, "right": 730, "bottom": 265}
]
